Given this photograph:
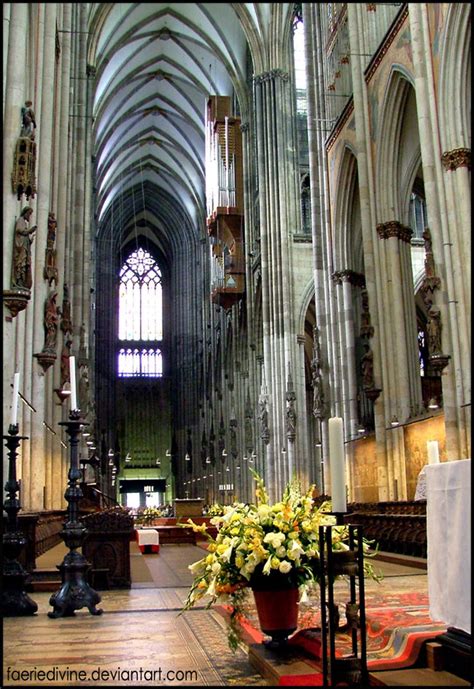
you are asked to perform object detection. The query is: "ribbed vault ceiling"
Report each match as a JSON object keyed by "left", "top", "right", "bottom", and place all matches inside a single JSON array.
[{"left": 88, "top": 3, "right": 254, "bottom": 250}]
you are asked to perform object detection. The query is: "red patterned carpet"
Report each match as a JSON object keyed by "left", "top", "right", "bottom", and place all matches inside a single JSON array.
[{"left": 216, "top": 589, "right": 446, "bottom": 679}]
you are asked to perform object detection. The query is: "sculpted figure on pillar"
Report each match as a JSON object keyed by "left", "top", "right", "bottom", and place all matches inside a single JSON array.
[
  {"left": 44, "top": 212, "right": 58, "bottom": 286},
  {"left": 423, "top": 228, "right": 436, "bottom": 278},
  {"left": 258, "top": 395, "right": 270, "bottom": 444},
  {"left": 312, "top": 373, "right": 325, "bottom": 418},
  {"left": 60, "top": 283, "right": 73, "bottom": 334},
  {"left": 427, "top": 305, "right": 442, "bottom": 356},
  {"left": 43, "top": 290, "right": 60, "bottom": 353},
  {"left": 12, "top": 206, "right": 37, "bottom": 289},
  {"left": 60, "top": 338, "right": 72, "bottom": 388},
  {"left": 360, "top": 288, "right": 374, "bottom": 338},
  {"left": 79, "top": 364, "right": 90, "bottom": 415},
  {"left": 20, "top": 101, "right": 37, "bottom": 139},
  {"left": 361, "top": 342, "right": 374, "bottom": 390}
]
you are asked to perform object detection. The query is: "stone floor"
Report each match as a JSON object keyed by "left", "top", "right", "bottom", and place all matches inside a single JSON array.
[{"left": 1, "top": 544, "right": 460, "bottom": 687}]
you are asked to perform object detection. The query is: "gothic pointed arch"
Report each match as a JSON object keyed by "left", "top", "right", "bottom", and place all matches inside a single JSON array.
[
  {"left": 375, "top": 67, "right": 416, "bottom": 221},
  {"left": 438, "top": 3, "right": 471, "bottom": 151}
]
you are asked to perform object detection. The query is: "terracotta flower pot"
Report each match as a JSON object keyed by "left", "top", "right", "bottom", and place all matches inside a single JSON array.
[{"left": 252, "top": 586, "right": 299, "bottom": 644}]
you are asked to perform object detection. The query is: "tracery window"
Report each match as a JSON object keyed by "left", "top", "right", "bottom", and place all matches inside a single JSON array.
[
  {"left": 292, "top": 13, "right": 307, "bottom": 114},
  {"left": 118, "top": 248, "right": 163, "bottom": 377},
  {"left": 409, "top": 191, "right": 427, "bottom": 240}
]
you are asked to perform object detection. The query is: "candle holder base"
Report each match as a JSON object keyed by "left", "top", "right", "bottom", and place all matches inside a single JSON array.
[
  {"left": 1, "top": 552, "right": 38, "bottom": 616},
  {"left": 2, "top": 427, "right": 38, "bottom": 616},
  {"left": 48, "top": 549, "right": 102, "bottom": 618}
]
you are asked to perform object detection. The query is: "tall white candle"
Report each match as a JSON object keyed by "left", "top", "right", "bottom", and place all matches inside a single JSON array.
[
  {"left": 11, "top": 372, "right": 20, "bottom": 426},
  {"left": 328, "top": 417, "right": 347, "bottom": 512},
  {"left": 69, "top": 355, "right": 77, "bottom": 410},
  {"left": 427, "top": 440, "right": 440, "bottom": 465}
]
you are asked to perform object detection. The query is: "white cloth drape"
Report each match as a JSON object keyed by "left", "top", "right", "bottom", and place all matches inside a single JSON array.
[
  {"left": 426, "top": 459, "right": 471, "bottom": 633},
  {"left": 136, "top": 528, "right": 160, "bottom": 546}
]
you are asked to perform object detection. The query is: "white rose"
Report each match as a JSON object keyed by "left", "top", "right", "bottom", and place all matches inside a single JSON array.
[
  {"left": 263, "top": 532, "right": 286, "bottom": 548},
  {"left": 279, "top": 560, "right": 292, "bottom": 574}
]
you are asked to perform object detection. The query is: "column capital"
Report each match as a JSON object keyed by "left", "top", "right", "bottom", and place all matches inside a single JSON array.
[
  {"left": 253, "top": 69, "right": 289, "bottom": 84},
  {"left": 332, "top": 269, "right": 365, "bottom": 286},
  {"left": 441, "top": 147, "right": 470, "bottom": 172},
  {"left": 376, "top": 221, "right": 413, "bottom": 243}
]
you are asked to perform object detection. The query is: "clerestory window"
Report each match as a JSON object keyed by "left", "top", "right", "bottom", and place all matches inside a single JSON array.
[{"left": 118, "top": 247, "right": 163, "bottom": 377}]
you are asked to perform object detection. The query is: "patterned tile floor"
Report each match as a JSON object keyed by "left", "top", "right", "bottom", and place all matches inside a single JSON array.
[{"left": 3, "top": 546, "right": 430, "bottom": 687}]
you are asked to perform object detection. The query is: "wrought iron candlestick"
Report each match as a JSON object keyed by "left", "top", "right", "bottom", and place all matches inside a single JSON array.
[
  {"left": 48, "top": 410, "right": 102, "bottom": 618},
  {"left": 2, "top": 424, "right": 38, "bottom": 616}
]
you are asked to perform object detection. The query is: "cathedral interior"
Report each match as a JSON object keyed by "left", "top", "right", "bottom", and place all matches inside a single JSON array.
[{"left": 2, "top": 2, "right": 471, "bottom": 685}]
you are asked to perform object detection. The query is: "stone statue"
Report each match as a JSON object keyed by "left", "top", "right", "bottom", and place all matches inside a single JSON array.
[
  {"left": 43, "top": 212, "right": 58, "bottom": 285},
  {"left": 423, "top": 228, "right": 436, "bottom": 278},
  {"left": 60, "top": 283, "right": 72, "bottom": 334},
  {"left": 427, "top": 305, "right": 442, "bottom": 355},
  {"left": 312, "top": 373, "right": 324, "bottom": 418},
  {"left": 12, "top": 206, "right": 37, "bottom": 289},
  {"left": 286, "top": 399, "right": 297, "bottom": 440},
  {"left": 258, "top": 395, "right": 270, "bottom": 444},
  {"left": 79, "top": 364, "right": 90, "bottom": 413},
  {"left": 60, "top": 338, "right": 72, "bottom": 388},
  {"left": 20, "top": 101, "right": 36, "bottom": 139},
  {"left": 361, "top": 343, "right": 374, "bottom": 389},
  {"left": 360, "top": 288, "right": 374, "bottom": 338},
  {"left": 43, "top": 290, "right": 60, "bottom": 353}
]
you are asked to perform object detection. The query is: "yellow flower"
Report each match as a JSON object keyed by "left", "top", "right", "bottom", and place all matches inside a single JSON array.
[{"left": 271, "top": 556, "right": 280, "bottom": 569}]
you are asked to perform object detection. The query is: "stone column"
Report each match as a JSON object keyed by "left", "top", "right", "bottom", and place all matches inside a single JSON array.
[
  {"left": 409, "top": 4, "right": 468, "bottom": 458},
  {"left": 29, "top": 2, "right": 58, "bottom": 511},
  {"left": 376, "top": 221, "right": 421, "bottom": 421},
  {"left": 3, "top": 3, "right": 28, "bottom": 490},
  {"left": 346, "top": 3, "right": 389, "bottom": 499},
  {"left": 3, "top": 3, "right": 11, "bottom": 112},
  {"left": 253, "top": 67, "right": 300, "bottom": 500},
  {"left": 296, "top": 333, "right": 310, "bottom": 484},
  {"left": 51, "top": 3, "right": 72, "bottom": 508},
  {"left": 71, "top": 3, "right": 88, "bottom": 349}
]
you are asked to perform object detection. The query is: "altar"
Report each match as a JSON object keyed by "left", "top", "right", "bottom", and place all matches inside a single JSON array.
[
  {"left": 174, "top": 498, "right": 203, "bottom": 518},
  {"left": 425, "top": 458, "right": 471, "bottom": 634},
  {"left": 136, "top": 527, "right": 160, "bottom": 554}
]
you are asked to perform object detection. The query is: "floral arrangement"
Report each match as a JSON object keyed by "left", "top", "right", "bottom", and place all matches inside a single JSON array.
[
  {"left": 135, "top": 506, "right": 162, "bottom": 525},
  {"left": 206, "top": 503, "right": 224, "bottom": 517},
  {"left": 181, "top": 470, "right": 380, "bottom": 650}
]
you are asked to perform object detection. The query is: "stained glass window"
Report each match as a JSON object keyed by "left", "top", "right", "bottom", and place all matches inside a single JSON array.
[{"left": 118, "top": 248, "right": 163, "bottom": 377}]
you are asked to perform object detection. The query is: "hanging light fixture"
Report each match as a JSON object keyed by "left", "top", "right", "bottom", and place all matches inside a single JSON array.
[
  {"left": 185, "top": 453, "right": 191, "bottom": 461},
  {"left": 428, "top": 398, "right": 439, "bottom": 410},
  {"left": 390, "top": 416, "right": 399, "bottom": 427}
]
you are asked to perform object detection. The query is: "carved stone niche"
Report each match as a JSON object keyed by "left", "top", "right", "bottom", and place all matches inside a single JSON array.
[{"left": 12, "top": 138, "right": 37, "bottom": 201}]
